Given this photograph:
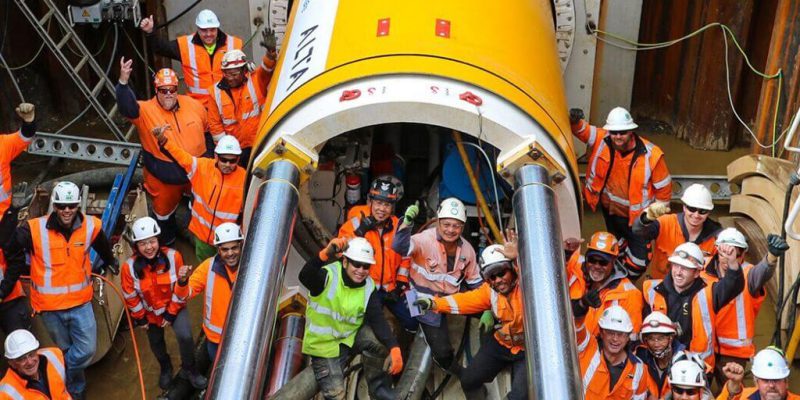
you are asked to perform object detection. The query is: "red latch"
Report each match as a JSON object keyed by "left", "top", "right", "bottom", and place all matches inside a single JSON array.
[
  {"left": 459, "top": 91, "right": 482, "bottom": 106},
  {"left": 436, "top": 19, "right": 451, "bottom": 38},
  {"left": 377, "top": 18, "right": 390, "bottom": 36},
  {"left": 340, "top": 89, "right": 361, "bottom": 102}
]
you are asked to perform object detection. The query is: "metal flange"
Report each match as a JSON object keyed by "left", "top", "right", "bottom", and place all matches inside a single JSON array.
[{"left": 28, "top": 132, "right": 142, "bottom": 166}]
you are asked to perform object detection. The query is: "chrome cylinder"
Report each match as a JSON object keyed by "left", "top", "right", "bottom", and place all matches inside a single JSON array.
[
  {"left": 393, "top": 330, "right": 433, "bottom": 400},
  {"left": 512, "top": 164, "right": 582, "bottom": 399},
  {"left": 206, "top": 160, "right": 301, "bottom": 400},
  {"left": 266, "top": 313, "right": 306, "bottom": 397}
]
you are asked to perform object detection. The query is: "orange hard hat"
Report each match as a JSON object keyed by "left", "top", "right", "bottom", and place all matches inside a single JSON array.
[
  {"left": 153, "top": 68, "right": 179, "bottom": 88},
  {"left": 587, "top": 231, "right": 619, "bottom": 257}
]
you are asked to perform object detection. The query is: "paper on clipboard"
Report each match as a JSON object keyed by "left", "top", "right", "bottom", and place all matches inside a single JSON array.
[{"left": 406, "top": 289, "right": 423, "bottom": 317}]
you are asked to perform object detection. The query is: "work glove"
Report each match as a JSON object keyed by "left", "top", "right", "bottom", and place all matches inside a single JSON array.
[
  {"left": 645, "top": 201, "right": 670, "bottom": 221},
  {"left": 319, "top": 237, "right": 348, "bottom": 262},
  {"left": 403, "top": 202, "right": 420, "bottom": 225},
  {"left": 479, "top": 310, "right": 495, "bottom": 333},
  {"left": 260, "top": 27, "right": 278, "bottom": 55},
  {"left": 354, "top": 212, "right": 378, "bottom": 237},
  {"left": 571, "top": 289, "right": 601, "bottom": 318},
  {"left": 767, "top": 234, "right": 790, "bottom": 257},
  {"left": 569, "top": 108, "right": 584, "bottom": 124},
  {"left": 414, "top": 297, "right": 433, "bottom": 312},
  {"left": 384, "top": 347, "right": 403, "bottom": 375},
  {"left": 15, "top": 103, "right": 35, "bottom": 123},
  {"left": 134, "top": 317, "right": 149, "bottom": 329}
]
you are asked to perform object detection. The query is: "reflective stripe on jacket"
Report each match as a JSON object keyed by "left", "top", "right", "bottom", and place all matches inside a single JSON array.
[
  {"left": 701, "top": 262, "right": 764, "bottom": 358},
  {"left": 572, "top": 119, "right": 672, "bottom": 225},
  {"left": 643, "top": 279, "right": 716, "bottom": 368},
  {"left": 648, "top": 213, "right": 718, "bottom": 279},
  {"left": 0, "top": 347, "right": 70, "bottom": 400},
  {"left": 174, "top": 255, "right": 236, "bottom": 343},
  {"left": 337, "top": 212, "right": 408, "bottom": 292},
  {"left": 0, "top": 131, "right": 31, "bottom": 216},
  {"left": 406, "top": 227, "right": 481, "bottom": 296},
  {"left": 28, "top": 215, "right": 100, "bottom": 312},
  {"left": 302, "top": 262, "right": 374, "bottom": 358},
  {"left": 434, "top": 280, "right": 525, "bottom": 354},
  {"left": 162, "top": 138, "right": 245, "bottom": 244},
  {"left": 177, "top": 34, "right": 242, "bottom": 98},
  {"left": 121, "top": 247, "right": 186, "bottom": 324}
]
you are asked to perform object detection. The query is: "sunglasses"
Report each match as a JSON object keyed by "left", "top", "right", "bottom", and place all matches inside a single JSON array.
[
  {"left": 684, "top": 205, "right": 710, "bottom": 215},
  {"left": 157, "top": 87, "right": 178, "bottom": 95},
  {"left": 672, "top": 387, "right": 700, "bottom": 395},
  {"left": 218, "top": 156, "right": 239, "bottom": 164},
  {"left": 608, "top": 130, "right": 631, "bottom": 136},
  {"left": 586, "top": 257, "right": 610, "bottom": 266},
  {"left": 54, "top": 203, "right": 79, "bottom": 210},
  {"left": 350, "top": 261, "right": 371, "bottom": 270},
  {"left": 487, "top": 269, "right": 510, "bottom": 281}
]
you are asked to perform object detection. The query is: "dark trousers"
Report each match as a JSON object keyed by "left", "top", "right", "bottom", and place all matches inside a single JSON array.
[
  {"left": 460, "top": 335, "right": 528, "bottom": 400},
  {"left": 0, "top": 296, "right": 32, "bottom": 333},
  {"left": 420, "top": 316, "right": 455, "bottom": 370},
  {"left": 374, "top": 289, "right": 418, "bottom": 332},
  {"left": 145, "top": 308, "right": 196, "bottom": 370},
  {"left": 601, "top": 205, "right": 649, "bottom": 278}
]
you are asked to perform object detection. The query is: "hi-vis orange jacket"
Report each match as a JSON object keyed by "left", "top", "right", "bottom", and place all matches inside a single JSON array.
[
  {"left": 0, "top": 130, "right": 32, "bottom": 217},
  {"left": 177, "top": 34, "right": 243, "bottom": 101},
  {"left": 174, "top": 256, "right": 236, "bottom": 344},
  {"left": 718, "top": 384, "right": 800, "bottom": 400},
  {"left": 338, "top": 211, "right": 409, "bottom": 292},
  {"left": 433, "top": 280, "right": 525, "bottom": 354},
  {"left": 162, "top": 137, "right": 246, "bottom": 244},
  {"left": 643, "top": 279, "right": 716, "bottom": 368},
  {"left": 0, "top": 347, "right": 70, "bottom": 400},
  {"left": 208, "top": 56, "right": 275, "bottom": 149},
  {"left": 121, "top": 247, "right": 186, "bottom": 325},
  {"left": 575, "top": 317, "right": 651, "bottom": 399},
  {"left": 28, "top": 215, "right": 101, "bottom": 312},
  {"left": 566, "top": 252, "right": 644, "bottom": 337},
  {"left": 571, "top": 119, "right": 672, "bottom": 225},
  {"left": 0, "top": 252, "right": 24, "bottom": 304},
  {"left": 701, "top": 261, "right": 765, "bottom": 359},
  {"left": 633, "top": 212, "right": 721, "bottom": 279}
]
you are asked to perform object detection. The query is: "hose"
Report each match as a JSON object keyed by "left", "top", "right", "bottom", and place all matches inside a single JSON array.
[
  {"left": 451, "top": 131, "right": 503, "bottom": 244},
  {"left": 772, "top": 173, "right": 800, "bottom": 347}
]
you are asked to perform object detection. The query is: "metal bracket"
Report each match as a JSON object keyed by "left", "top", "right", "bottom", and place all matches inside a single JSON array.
[
  {"left": 28, "top": 132, "right": 141, "bottom": 166},
  {"left": 578, "top": 174, "right": 736, "bottom": 201}
]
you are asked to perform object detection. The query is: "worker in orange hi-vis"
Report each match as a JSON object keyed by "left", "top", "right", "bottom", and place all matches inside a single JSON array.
[
  {"left": 718, "top": 347, "right": 800, "bottom": 400},
  {"left": 116, "top": 57, "right": 211, "bottom": 245},
  {"left": 206, "top": 28, "right": 278, "bottom": 166},
  {"left": 139, "top": 10, "right": 243, "bottom": 108},
  {"left": 0, "top": 330, "right": 71, "bottom": 400}
]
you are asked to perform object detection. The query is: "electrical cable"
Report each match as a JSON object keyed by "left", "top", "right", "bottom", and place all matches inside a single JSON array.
[
  {"left": 590, "top": 23, "right": 784, "bottom": 156},
  {"left": 460, "top": 141, "right": 504, "bottom": 231},
  {"left": 1, "top": 17, "right": 52, "bottom": 71},
  {"left": 452, "top": 131, "right": 504, "bottom": 244},
  {"left": 121, "top": 27, "right": 155, "bottom": 74},
  {"left": 152, "top": 0, "right": 203, "bottom": 31},
  {"left": 243, "top": 22, "right": 264, "bottom": 49},
  {"left": 0, "top": 49, "right": 24, "bottom": 102}
]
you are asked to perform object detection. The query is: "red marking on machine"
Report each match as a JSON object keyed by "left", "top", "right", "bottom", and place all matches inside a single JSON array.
[
  {"left": 340, "top": 89, "right": 362, "bottom": 102},
  {"left": 377, "top": 18, "right": 390, "bottom": 36},
  {"left": 459, "top": 91, "right": 483, "bottom": 106},
  {"left": 436, "top": 19, "right": 451, "bottom": 38}
]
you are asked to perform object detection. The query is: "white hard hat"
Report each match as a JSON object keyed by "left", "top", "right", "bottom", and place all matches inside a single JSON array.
[
  {"left": 221, "top": 49, "right": 248, "bottom": 70},
  {"left": 343, "top": 237, "right": 376, "bottom": 265},
  {"left": 641, "top": 312, "right": 677, "bottom": 335},
  {"left": 480, "top": 244, "right": 512, "bottom": 277},
  {"left": 195, "top": 9, "right": 220, "bottom": 29},
  {"left": 437, "top": 197, "right": 467, "bottom": 223},
  {"left": 215, "top": 135, "right": 243, "bottom": 156},
  {"left": 214, "top": 222, "right": 244, "bottom": 246},
  {"left": 598, "top": 305, "right": 634, "bottom": 333},
  {"left": 668, "top": 242, "right": 705, "bottom": 270},
  {"left": 51, "top": 181, "right": 81, "bottom": 204},
  {"left": 716, "top": 227, "right": 748, "bottom": 250},
  {"left": 131, "top": 217, "right": 161, "bottom": 242},
  {"left": 4, "top": 329, "right": 39, "bottom": 360},
  {"left": 668, "top": 359, "right": 707, "bottom": 388},
  {"left": 751, "top": 347, "right": 790, "bottom": 380},
  {"left": 603, "top": 107, "right": 638, "bottom": 131},
  {"left": 681, "top": 184, "right": 714, "bottom": 211}
]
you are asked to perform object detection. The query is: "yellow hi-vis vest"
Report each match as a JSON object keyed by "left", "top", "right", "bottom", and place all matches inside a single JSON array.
[{"left": 302, "top": 262, "right": 374, "bottom": 358}]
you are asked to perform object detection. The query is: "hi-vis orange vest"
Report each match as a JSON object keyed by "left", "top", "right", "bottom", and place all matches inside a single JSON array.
[
  {"left": 0, "top": 131, "right": 32, "bottom": 216},
  {"left": 0, "top": 347, "right": 70, "bottom": 400},
  {"left": 28, "top": 215, "right": 101, "bottom": 312},
  {"left": 649, "top": 213, "right": 718, "bottom": 279},
  {"left": 174, "top": 256, "right": 236, "bottom": 343},
  {"left": 701, "top": 262, "right": 765, "bottom": 358},
  {"left": 434, "top": 281, "right": 525, "bottom": 354},
  {"left": 162, "top": 138, "right": 246, "bottom": 244},
  {"left": 121, "top": 248, "right": 186, "bottom": 324},
  {"left": 177, "top": 34, "right": 243, "bottom": 100},
  {"left": 131, "top": 96, "right": 207, "bottom": 165},
  {"left": 575, "top": 319, "right": 650, "bottom": 400},
  {"left": 643, "top": 279, "right": 716, "bottom": 368},
  {"left": 0, "top": 252, "right": 24, "bottom": 304},
  {"left": 572, "top": 120, "right": 672, "bottom": 225}
]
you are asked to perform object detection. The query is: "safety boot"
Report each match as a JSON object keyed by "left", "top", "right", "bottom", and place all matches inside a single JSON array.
[
  {"left": 158, "top": 361, "right": 174, "bottom": 390},
  {"left": 179, "top": 367, "right": 208, "bottom": 390},
  {"left": 361, "top": 351, "right": 396, "bottom": 400}
]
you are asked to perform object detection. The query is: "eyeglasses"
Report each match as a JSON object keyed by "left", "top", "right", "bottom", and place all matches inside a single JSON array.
[
  {"left": 684, "top": 205, "right": 710, "bottom": 215},
  {"left": 217, "top": 156, "right": 239, "bottom": 164},
  {"left": 349, "top": 261, "right": 371, "bottom": 270},
  {"left": 672, "top": 387, "right": 700, "bottom": 395},
  {"left": 440, "top": 221, "right": 464, "bottom": 230},
  {"left": 157, "top": 87, "right": 178, "bottom": 95},
  {"left": 608, "top": 130, "right": 631, "bottom": 136},
  {"left": 672, "top": 250, "right": 702, "bottom": 266},
  {"left": 586, "top": 257, "right": 610, "bottom": 266},
  {"left": 54, "top": 203, "right": 79, "bottom": 210}
]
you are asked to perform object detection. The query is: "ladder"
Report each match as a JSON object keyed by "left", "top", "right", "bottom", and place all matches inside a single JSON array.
[{"left": 13, "top": 0, "right": 134, "bottom": 142}]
